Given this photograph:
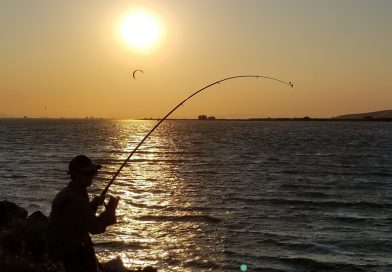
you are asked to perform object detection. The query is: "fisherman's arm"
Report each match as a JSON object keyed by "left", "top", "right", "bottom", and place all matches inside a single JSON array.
[
  {"left": 87, "top": 195, "right": 120, "bottom": 234},
  {"left": 90, "top": 195, "right": 105, "bottom": 213}
]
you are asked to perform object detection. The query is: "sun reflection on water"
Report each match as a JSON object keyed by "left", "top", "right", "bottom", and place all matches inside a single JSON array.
[{"left": 91, "top": 120, "right": 222, "bottom": 271}]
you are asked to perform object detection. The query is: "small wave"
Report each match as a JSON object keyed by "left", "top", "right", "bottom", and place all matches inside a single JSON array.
[
  {"left": 290, "top": 242, "right": 355, "bottom": 256},
  {"left": 105, "top": 158, "right": 191, "bottom": 164},
  {"left": 4, "top": 174, "right": 28, "bottom": 179},
  {"left": 134, "top": 150, "right": 204, "bottom": 155},
  {"left": 136, "top": 214, "right": 222, "bottom": 223},
  {"left": 184, "top": 169, "right": 220, "bottom": 175},
  {"left": 280, "top": 169, "right": 392, "bottom": 177},
  {"left": 184, "top": 259, "right": 220, "bottom": 269},
  {"left": 282, "top": 170, "right": 306, "bottom": 175},
  {"left": 27, "top": 203, "right": 41, "bottom": 209},
  {"left": 223, "top": 196, "right": 264, "bottom": 203},
  {"left": 281, "top": 256, "right": 369, "bottom": 272},
  {"left": 295, "top": 191, "right": 330, "bottom": 198},
  {"left": 263, "top": 198, "right": 391, "bottom": 209},
  {"left": 164, "top": 206, "right": 212, "bottom": 212},
  {"left": 127, "top": 201, "right": 166, "bottom": 210},
  {"left": 257, "top": 239, "right": 353, "bottom": 257},
  {"left": 337, "top": 239, "right": 392, "bottom": 252},
  {"left": 279, "top": 183, "right": 309, "bottom": 190},
  {"left": 327, "top": 215, "right": 372, "bottom": 224},
  {"left": 98, "top": 157, "right": 191, "bottom": 165},
  {"left": 94, "top": 241, "right": 145, "bottom": 250}
]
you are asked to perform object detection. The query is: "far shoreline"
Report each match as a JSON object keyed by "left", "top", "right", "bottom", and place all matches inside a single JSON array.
[{"left": 1, "top": 117, "right": 392, "bottom": 122}]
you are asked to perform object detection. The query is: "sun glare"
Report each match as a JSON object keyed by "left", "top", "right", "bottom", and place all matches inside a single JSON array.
[{"left": 119, "top": 11, "right": 161, "bottom": 50}]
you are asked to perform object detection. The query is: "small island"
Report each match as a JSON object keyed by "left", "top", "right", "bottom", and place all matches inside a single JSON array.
[{"left": 198, "top": 115, "right": 216, "bottom": 120}]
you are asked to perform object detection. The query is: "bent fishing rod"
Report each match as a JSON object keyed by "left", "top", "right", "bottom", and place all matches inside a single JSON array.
[{"left": 100, "top": 75, "right": 293, "bottom": 199}]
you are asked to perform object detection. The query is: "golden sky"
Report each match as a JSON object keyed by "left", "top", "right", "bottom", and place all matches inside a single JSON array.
[{"left": 1, "top": 0, "right": 391, "bottom": 119}]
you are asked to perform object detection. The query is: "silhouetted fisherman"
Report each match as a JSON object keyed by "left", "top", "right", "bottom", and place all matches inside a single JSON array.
[{"left": 47, "top": 155, "right": 120, "bottom": 272}]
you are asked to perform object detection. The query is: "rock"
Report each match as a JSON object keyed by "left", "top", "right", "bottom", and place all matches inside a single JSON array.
[
  {"left": 102, "top": 257, "right": 129, "bottom": 272},
  {"left": 101, "top": 257, "right": 158, "bottom": 272},
  {"left": 0, "top": 200, "right": 28, "bottom": 228},
  {"left": 0, "top": 203, "right": 49, "bottom": 258},
  {"left": 140, "top": 266, "right": 158, "bottom": 272},
  {"left": 25, "top": 211, "right": 49, "bottom": 258},
  {"left": 27, "top": 210, "right": 48, "bottom": 223}
]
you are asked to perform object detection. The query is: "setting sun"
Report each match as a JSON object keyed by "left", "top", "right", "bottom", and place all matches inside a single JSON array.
[{"left": 119, "top": 11, "right": 161, "bottom": 50}]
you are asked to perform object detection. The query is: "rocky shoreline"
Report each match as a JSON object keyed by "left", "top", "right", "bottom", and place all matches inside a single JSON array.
[{"left": 0, "top": 200, "right": 157, "bottom": 272}]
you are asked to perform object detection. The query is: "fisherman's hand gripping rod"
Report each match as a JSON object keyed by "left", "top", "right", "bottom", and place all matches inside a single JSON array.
[{"left": 100, "top": 75, "right": 293, "bottom": 199}]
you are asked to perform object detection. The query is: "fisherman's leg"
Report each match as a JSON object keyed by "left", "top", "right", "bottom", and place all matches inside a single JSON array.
[
  {"left": 62, "top": 246, "right": 98, "bottom": 272},
  {"left": 82, "top": 242, "right": 100, "bottom": 272},
  {"left": 62, "top": 248, "right": 85, "bottom": 272}
]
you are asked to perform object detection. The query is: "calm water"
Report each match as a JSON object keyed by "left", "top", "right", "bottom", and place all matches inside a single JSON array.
[{"left": 1, "top": 119, "right": 392, "bottom": 272}]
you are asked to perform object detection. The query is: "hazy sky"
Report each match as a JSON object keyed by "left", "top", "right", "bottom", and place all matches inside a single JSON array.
[{"left": 1, "top": 0, "right": 391, "bottom": 119}]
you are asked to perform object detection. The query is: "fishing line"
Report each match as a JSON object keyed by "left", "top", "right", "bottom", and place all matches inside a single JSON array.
[{"left": 100, "top": 74, "right": 293, "bottom": 198}]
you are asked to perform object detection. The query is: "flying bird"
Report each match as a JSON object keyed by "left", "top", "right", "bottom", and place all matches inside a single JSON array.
[{"left": 132, "top": 69, "right": 144, "bottom": 79}]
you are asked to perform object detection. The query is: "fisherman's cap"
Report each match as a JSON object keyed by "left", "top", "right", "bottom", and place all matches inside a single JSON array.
[{"left": 68, "top": 155, "right": 101, "bottom": 174}]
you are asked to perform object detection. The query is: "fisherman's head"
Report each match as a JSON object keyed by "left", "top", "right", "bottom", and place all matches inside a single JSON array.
[{"left": 68, "top": 155, "right": 101, "bottom": 187}]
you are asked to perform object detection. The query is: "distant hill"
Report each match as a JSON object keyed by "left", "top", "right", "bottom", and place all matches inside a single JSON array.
[
  {"left": 0, "top": 113, "right": 12, "bottom": 118},
  {"left": 335, "top": 110, "right": 392, "bottom": 119}
]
